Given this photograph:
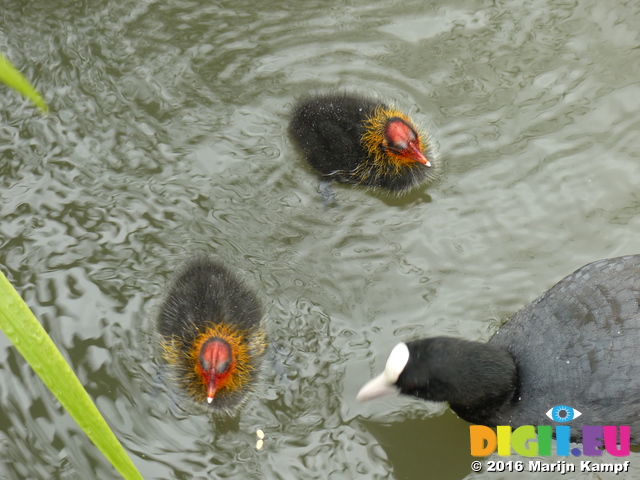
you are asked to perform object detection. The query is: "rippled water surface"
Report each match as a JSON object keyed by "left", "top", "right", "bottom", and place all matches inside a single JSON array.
[{"left": 2, "top": 0, "right": 640, "bottom": 478}]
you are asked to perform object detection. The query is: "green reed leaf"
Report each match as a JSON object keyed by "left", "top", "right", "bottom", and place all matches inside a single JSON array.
[
  {"left": 0, "top": 52, "right": 49, "bottom": 113},
  {"left": 0, "top": 271, "right": 142, "bottom": 480}
]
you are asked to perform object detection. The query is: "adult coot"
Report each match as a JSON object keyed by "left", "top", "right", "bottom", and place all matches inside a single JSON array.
[
  {"left": 289, "top": 92, "right": 437, "bottom": 194},
  {"left": 357, "top": 255, "right": 640, "bottom": 442},
  {"left": 156, "top": 255, "right": 267, "bottom": 414}
]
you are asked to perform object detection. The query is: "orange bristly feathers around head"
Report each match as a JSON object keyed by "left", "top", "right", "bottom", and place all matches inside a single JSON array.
[
  {"left": 161, "top": 322, "right": 266, "bottom": 404},
  {"left": 360, "top": 105, "right": 429, "bottom": 177}
]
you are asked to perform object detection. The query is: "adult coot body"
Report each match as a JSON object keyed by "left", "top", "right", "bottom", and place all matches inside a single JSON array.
[{"left": 358, "top": 255, "right": 640, "bottom": 442}]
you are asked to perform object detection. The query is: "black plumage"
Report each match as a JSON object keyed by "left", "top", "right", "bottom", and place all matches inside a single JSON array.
[{"left": 156, "top": 256, "right": 263, "bottom": 338}]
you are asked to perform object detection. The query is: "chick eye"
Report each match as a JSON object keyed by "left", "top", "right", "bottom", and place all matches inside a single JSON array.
[
  {"left": 388, "top": 141, "right": 408, "bottom": 152},
  {"left": 545, "top": 405, "right": 582, "bottom": 422}
]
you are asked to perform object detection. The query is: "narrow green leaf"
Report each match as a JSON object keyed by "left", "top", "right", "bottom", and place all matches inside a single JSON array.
[
  {"left": 0, "top": 52, "right": 49, "bottom": 113},
  {"left": 0, "top": 271, "right": 143, "bottom": 480}
]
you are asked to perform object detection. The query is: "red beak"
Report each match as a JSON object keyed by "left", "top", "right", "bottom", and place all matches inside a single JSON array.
[
  {"left": 406, "top": 143, "right": 430, "bottom": 166},
  {"left": 207, "top": 378, "right": 217, "bottom": 404}
]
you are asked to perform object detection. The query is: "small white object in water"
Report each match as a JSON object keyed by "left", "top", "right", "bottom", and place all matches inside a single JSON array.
[{"left": 256, "top": 429, "right": 265, "bottom": 450}]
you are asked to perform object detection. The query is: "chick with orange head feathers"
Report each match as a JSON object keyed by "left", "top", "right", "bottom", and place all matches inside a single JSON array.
[
  {"left": 289, "top": 92, "right": 438, "bottom": 194},
  {"left": 156, "top": 255, "right": 266, "bottom": 414}
]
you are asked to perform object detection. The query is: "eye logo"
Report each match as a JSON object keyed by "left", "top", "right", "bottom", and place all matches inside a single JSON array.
[{"left": 546, "top": 405, "right": 582, "bottom": 423}]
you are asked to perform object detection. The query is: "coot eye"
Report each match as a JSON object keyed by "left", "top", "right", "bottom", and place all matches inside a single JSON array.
[{"left": 546, "top": 405, "right": 582, "bottom": 422}]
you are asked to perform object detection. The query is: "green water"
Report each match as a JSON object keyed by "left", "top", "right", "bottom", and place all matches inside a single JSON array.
[{"left": 2, "top": 0, "right": 640, "bottom": 478}]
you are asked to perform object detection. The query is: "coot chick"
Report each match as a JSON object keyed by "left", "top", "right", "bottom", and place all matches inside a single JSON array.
[
  {"left": 289, "top": 92, "right": 437, "bottom": 194},
  {"left": 357, "top": 255, "right": 640, "bottom": 442},
  {"left": 156, "top": 255, "right": 267, "bottom": 415}
]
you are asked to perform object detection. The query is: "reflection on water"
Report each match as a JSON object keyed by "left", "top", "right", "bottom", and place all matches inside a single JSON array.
[{"left": 2, "top": 0, "right": 640, "bottom": 478}]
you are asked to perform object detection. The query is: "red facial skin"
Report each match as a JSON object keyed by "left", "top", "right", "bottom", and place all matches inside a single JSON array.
[
  {"left": 198, "top": 338, "right": 234, "bottom": 403},
  {"left": 384, "top": 120, "right": 430, "bottom": 166}
]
